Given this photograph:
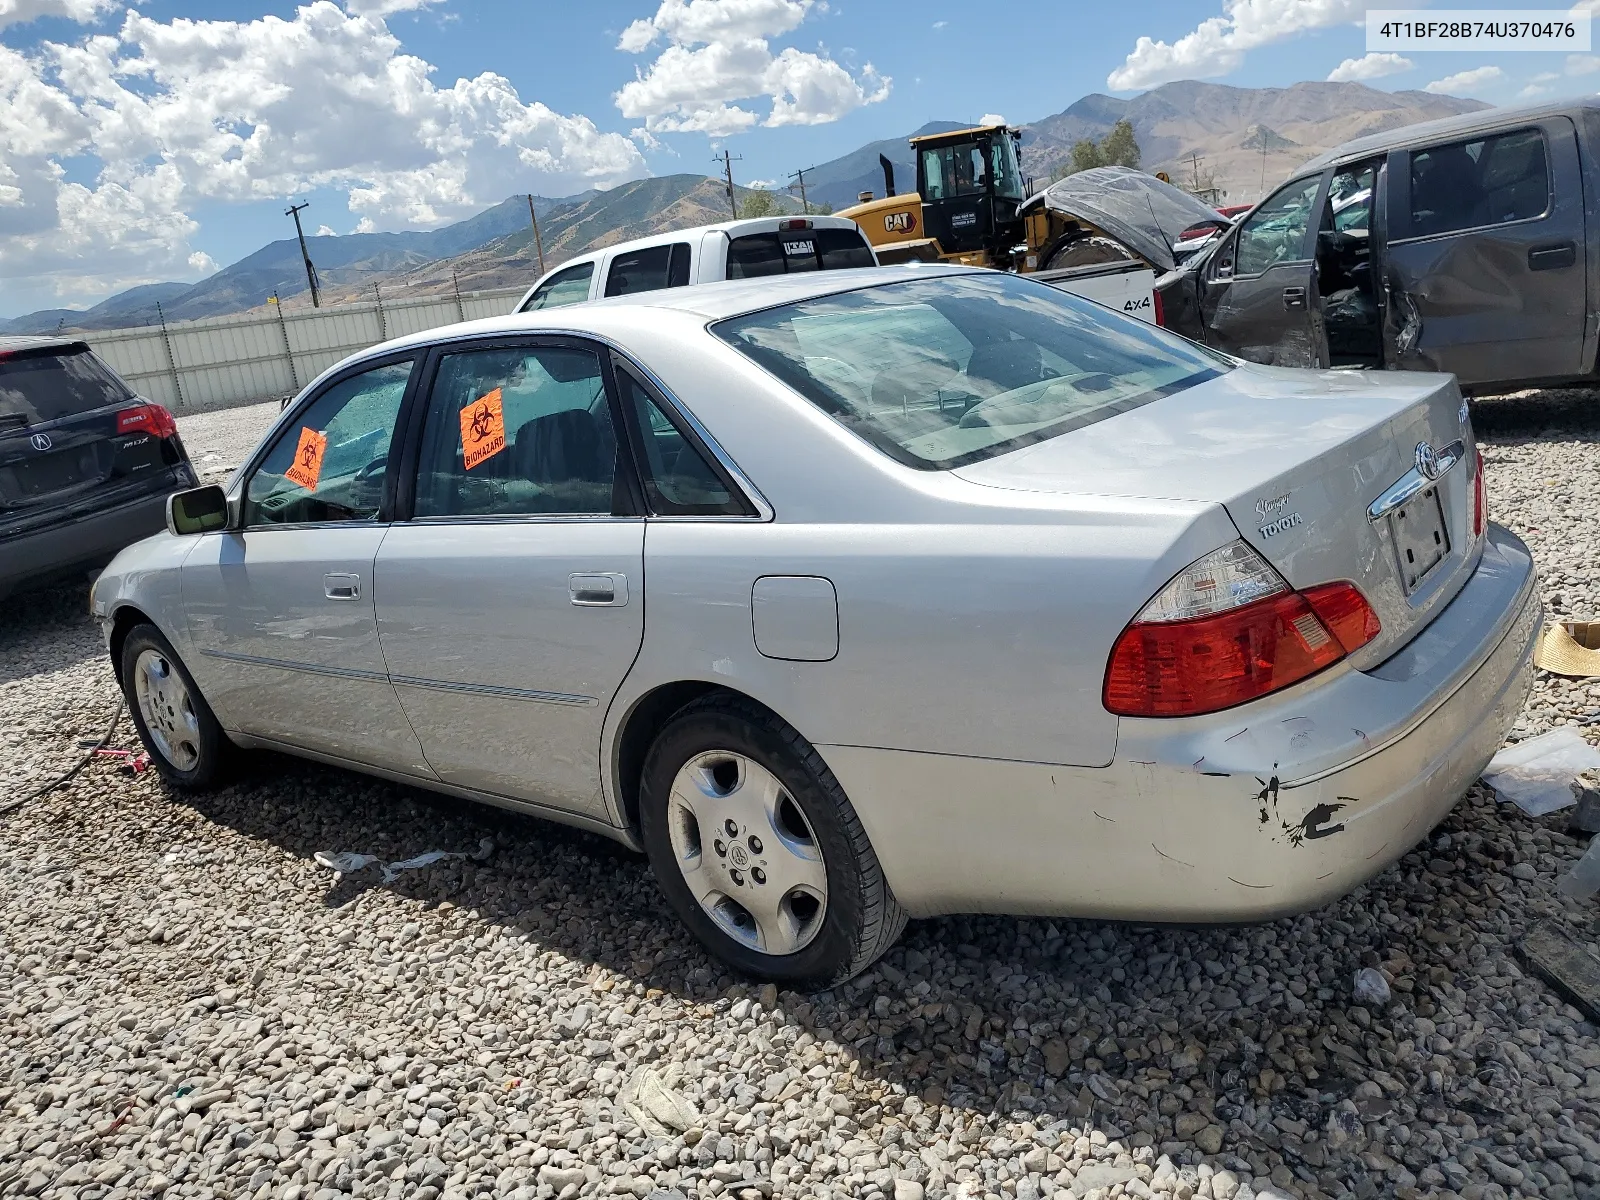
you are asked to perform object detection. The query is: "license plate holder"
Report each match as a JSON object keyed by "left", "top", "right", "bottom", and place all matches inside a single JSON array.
[{"left": 1390, "top": 485, "right": 1450, "bottom": 594}]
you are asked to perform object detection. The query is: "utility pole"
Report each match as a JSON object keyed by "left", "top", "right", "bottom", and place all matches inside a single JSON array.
[
  {"left": 714, "top": 149, "right": 742, "bottom": 220},
  {"left": 788, "top": 167, "right": 812, "bottom": 215},
  {"left": 285, "top": 201, "right": 321, "bottom": 308},
  {"left": 526, "top": 194, "right": 546, "bottom": 275}
]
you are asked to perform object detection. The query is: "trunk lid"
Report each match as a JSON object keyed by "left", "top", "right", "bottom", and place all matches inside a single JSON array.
[
  {"left": 952, "top": 363, "right": 1476, "bottom": 661},
  {"left": 0, "top": 343, "right": 182, "bottom": 529}
]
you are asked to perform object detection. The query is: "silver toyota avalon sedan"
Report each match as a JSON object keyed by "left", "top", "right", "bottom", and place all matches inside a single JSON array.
[{"left": 91, "top": 266, "right": 1540, "bottom": 985}]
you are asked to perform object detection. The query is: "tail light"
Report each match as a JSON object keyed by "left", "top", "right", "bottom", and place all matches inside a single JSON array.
[
  {"left": 1472, "top": 449, "right": 1487, "bottom": 538},
  {"left": 1152, "top": 287, "right": 1166, "bottom": 328},
  {"left": 1104, "top": 541, "right": 1380, "bottom": 718},
  {"left": 779, "top": 218, "right": 812, "bottom": 231},
  {"left": 116, "top": 403, "right": 178, "bottom": 439}
]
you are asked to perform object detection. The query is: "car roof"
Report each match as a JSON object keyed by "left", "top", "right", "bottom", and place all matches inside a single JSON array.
[
  {"left": 549, "top": 213, "right": 865, "bottom": 271},
  {"left": 1298, "top": 95, "right": 1600, "bottom": 175},
  {"left": 0, "top": 335, "right": 89, "bottom": 356},
  {"left": 377, "top": 264, "right": 972, "bottom": 355}
]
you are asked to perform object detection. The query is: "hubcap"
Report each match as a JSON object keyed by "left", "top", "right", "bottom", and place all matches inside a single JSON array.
[
  {"left": 666, "top": 751, "right": 827, "bottom": 957},
  {"left": 132, "top": 648, "right": 201, "bottom": 772}
]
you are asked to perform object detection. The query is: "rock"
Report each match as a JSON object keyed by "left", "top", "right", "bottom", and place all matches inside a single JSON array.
[
  {"left": 1174, "top": 1113, "right": 1210, "bottom": 1140},
  {"left": 1072, "top": 1164, "right": 1138, "bottom": 1193},
  {"left": 1210, "top": 1170, "right": 1240, "bottom": 1200},
  {"left": 894, "top": 1181, "right": 925, "bottom": 1200},
  {"left": 1195, "top": 1126, "right": 1225, "bottom": 1155}
]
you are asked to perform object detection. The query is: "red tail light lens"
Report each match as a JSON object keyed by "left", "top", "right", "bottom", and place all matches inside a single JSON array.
[
  {"left": 117, "top": 403, "right": 178, "bottom": 439},
  {"left": 1104, "top": 541, "right": 1380, "bottom": 718},
  {"left": 1152, "top": 287, "right": 1166, "bottom": 328},
  {"left": 1472, "top": 450, "right": 1487, "bottom": 538}
]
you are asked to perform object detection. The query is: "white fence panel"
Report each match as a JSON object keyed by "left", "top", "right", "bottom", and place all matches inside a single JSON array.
[{"left": 81, "top": 285, "right": 525, "bottom": 414}]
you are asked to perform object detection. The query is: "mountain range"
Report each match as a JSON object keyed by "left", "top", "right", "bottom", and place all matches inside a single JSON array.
[{"left": 2, "top": 79, "right": 1493, "bottom": 334}]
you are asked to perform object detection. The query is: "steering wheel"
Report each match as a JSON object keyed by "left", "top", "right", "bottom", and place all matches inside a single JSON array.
[{"left": 354, "top": 455, "right": 387, "bottom": 485}]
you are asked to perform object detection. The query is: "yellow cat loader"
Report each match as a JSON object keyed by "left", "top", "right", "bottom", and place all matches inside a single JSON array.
[{"left": 840, "top": 125, "right": 1231, "bottom": 278}]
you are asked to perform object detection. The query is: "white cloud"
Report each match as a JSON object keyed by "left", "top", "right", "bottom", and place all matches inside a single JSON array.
[
  {"left": 0, "top": 2, "right": 646, "bottom": 304},
  {"left": 1425, "top": 66, "right": 1504, "bottom": 95},
  {"left": 1108, "top": 0, "right": 1365, "bottom": 91},
  {"left": 187, "top": 250, "right": 217, "bottom": 274},
  {"left": 931, "top": 19, "right": 946, "bottom": 30},
  {"left": 979, "top": 112, "right": 1005, "bottom": 126},
  {"left": 315, "top": 224, "right": 337, "bottom": 236},
  {"left": 0, "top": 0, "right": 113, "bottom": 31},
  {"left": 1326, "top": 52, "right": 1412, "bottom": 83},
  {"left": 1567, "top": 53, "right": 1600, "bottom": 75},
  {"left": 342, "top": 0, "right": 435, "bottom": 14},
  {"left": 615, "top": 0, "right": 888, "bottom": 137}
]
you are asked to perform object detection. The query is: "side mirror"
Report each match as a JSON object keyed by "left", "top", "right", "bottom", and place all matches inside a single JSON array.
[{"left": 167, "top": 485, "right": 230, "bottom": 536}]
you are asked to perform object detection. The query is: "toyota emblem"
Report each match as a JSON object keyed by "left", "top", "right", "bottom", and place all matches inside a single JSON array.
[
  {"left": 28, "top": 432, "right": 52, "bottom": 452},
  {"left": 1414, "top": 441, "right": 1441, "bottom": 481}
]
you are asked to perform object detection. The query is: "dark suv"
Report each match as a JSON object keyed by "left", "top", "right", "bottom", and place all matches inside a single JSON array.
[{"left": 1, "top": 336, "right": 195, "bottom": 599}]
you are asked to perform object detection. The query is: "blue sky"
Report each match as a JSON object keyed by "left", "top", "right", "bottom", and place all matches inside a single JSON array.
[{"left": 1, "top": 0, "right": 1594, "bottom": 316}]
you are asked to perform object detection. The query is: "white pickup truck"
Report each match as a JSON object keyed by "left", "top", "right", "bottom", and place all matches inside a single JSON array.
[
  {"left": 513, "top": 215, "right": 878, "bottom": 311},
  {"left": 512, "top": 213, "right": 1162, "bottom": 325}
]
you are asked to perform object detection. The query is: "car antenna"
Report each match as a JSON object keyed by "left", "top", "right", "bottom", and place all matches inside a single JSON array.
[{"left": 1142, "top": 188, "right": 1173, "bottom": 255}]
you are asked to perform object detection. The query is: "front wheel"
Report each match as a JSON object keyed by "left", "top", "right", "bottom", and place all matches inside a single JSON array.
[
  {"left": 119, "top": 624, "right": 234, "bottom": 790},
  {"left": 639, "top": 695, "right": 906, "bottom": 986}
]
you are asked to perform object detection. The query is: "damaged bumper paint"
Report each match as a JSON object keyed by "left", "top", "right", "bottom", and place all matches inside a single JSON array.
[{"left": 822, "top": 523, "right": 1539, "bottom": 921}]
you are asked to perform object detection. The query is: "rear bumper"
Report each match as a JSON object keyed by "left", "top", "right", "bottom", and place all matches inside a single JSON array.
[
  {"left": 0, "top": 488, "right": 172, "bottom": 598},
  {"left": 823, "top": 524, "right": 1540, "bottom": 920}
]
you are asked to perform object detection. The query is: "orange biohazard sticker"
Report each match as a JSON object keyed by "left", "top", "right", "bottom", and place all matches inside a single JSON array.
[
  {"left": 460, "top": 387, "right": 507, "bottom": 470},
  {"left": 283, "top": 427, "right": 327, "bottom": 491}
]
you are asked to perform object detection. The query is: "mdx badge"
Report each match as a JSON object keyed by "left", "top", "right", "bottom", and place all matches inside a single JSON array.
[{"left": 29, "top": 432, "right": 52, "bottom": 451}]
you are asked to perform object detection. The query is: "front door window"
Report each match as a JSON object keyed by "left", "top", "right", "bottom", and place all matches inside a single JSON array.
[
  {"left": 243, "top": 360, "right": 412, "bottom": 526},
  {"left": 1232, "top": 176, "right": 1322, "bottom": 276}
]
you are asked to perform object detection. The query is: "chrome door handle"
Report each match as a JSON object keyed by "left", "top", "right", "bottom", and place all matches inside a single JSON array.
[
  {"left": 324, "top": 572, "right": 361, "bottom": 601},
  {"left": 569, "top": 572, "right": 628, "bottom": 607}
]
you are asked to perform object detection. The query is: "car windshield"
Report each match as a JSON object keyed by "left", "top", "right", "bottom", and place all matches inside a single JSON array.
[{"left": 714, "top": 272, "right": 1229, "bottom": 469}]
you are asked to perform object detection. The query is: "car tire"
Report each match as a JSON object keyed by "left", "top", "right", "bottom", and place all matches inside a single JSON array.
[
  {"left": 1043, "top": 233, "right": 1134, "bottom": 271},
  {"left": 639, "top": 694, "right": 907, "bottom": 986},
  {"left": 119, "top": 623, "right": 234, "bottom": 791}
]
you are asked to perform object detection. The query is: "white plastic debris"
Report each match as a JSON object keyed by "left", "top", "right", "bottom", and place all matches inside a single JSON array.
[
  {"left": 1481, "top": 727, "right": 1600, "bottom": 817},
  {"left": 313, "top": 838, "right": 494, "bottom": 884},
  {"left": 1557, "top": 838, "right": 1600, "bottom": 899},
  {"left": 1352, "top": 967, "right": 1391, "bottom": 1005}
]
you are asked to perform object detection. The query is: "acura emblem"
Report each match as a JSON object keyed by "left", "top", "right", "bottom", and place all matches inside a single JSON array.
[
  {"left": 1414, "top": 441, "right": 1441, "bottom": 481},
  {"left": 28, "top": 432, "right": 52, "bottom": 452}
]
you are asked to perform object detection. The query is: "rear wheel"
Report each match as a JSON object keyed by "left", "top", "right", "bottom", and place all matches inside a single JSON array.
[
  {"left": 639, "top": 695, "right": 906, "bottom": 985},
  {"left": 119, "top": 624, "right": 233, "bottom": 790}
]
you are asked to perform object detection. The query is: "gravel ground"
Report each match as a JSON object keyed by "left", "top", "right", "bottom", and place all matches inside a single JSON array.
[{"left": 3, "top": 393, "right": 1600, "bottom": 1200}]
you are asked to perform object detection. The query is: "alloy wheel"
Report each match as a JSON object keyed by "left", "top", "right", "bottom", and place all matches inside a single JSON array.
[{"left": 665, "top": 750, "right": 828, "bottom": 956}]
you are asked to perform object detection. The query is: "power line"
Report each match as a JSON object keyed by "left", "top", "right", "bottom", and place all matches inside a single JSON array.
[{"left": 284, "top": 201, "right": 321, "bottom": 309}]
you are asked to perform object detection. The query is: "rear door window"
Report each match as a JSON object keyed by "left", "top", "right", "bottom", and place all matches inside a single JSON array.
[
  {"left": 0, "top": 347, "right": 134, "bottom": 425},
  {"left": 1410, "top": 127, "right": 1549, "bottom": 237},
  {"left": 521, "top": 262, "right": 594, "bottom": 311},
  {"left": 413, "top": 344, "right": 618, "bottom": 518},
  {"left": 604, "top": 243, "right": 692, "bottom": 297}
]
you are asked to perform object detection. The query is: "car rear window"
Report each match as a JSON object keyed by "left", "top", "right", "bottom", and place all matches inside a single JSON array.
[
  {"left": 0, "top": 346, "right": 134, "bottom": 425},
  {"left": 726, "top": 227, "right": 876, "bottom": 278},
  {"left": 714, "top": 272, "right": 1229, "bottom": 469}
]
